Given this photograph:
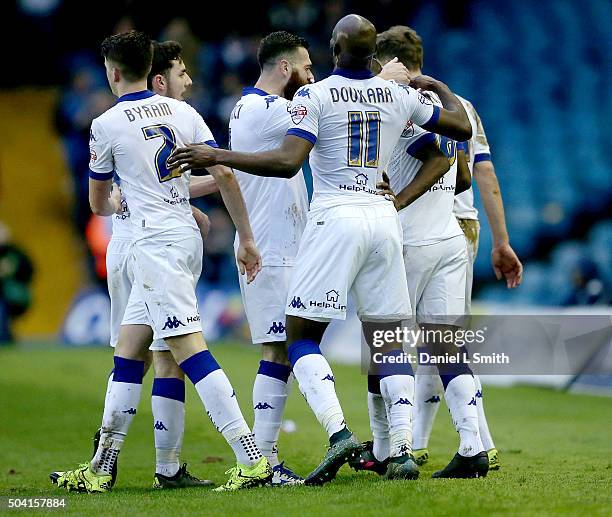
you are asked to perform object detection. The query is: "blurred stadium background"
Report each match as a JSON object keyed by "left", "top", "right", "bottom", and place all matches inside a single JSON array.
[{"left": 0, "top": 0, "right": 610, "bottom": 387}]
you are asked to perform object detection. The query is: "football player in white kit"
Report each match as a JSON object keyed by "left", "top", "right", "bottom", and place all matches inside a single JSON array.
[
  {"left": 169, "top": 15, "right": 472, "bottom": 485},
  {"left": 95, "top": 41, "right": 220, "bottom": 490},
  {"left": 453, "top": 98, "right": 522, "bottom": 471},
  {"left": 374, "top": 25, "right": 522, "bottom": 475},
  {"left": 52, "top": 31, "right": 272, "bottom": 493},
  {"left": 227, "top": 31, "right": 313, "bottom": 485}
]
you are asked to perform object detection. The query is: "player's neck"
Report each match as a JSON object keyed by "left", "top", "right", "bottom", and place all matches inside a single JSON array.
[
  {"left": 253, "top": 75, "right": 284, "bottom": 98},
  {"left": 408, "top": 68, "right": 422, "bottom": 80},
  {"left": 115, "top": 80, "right": 149, "bottom": 99}
]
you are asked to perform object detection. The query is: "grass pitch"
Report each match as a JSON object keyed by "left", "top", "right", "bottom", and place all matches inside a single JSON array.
[{"left": 0, "top": 343, "right": 610, "bottom": 516}]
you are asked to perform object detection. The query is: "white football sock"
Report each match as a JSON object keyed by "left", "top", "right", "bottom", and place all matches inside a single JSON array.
[
  {"left": 367, "top": 389, "right": 390, "bottom": 461},
  {"left": 444, "top": 375, "right": 484, "bottom": 457},
  {"left": 152, "top": 378, "right": 185, "bottom": 477},
  {"left": 100, "top": 370, "right": 114, "bottom": 428},
  {"left": 289, "top": 342, "right": 346, "bottom": 438},
  {"left": 252, "top": 361, "right": 292, "bottom": 467},
  {"left": 92, "top": 357, "right": 144, "bottom": 475},
  {"left": 380, "top": 375, "right": 415, "bottom": 458},
  {"left": 413, "top": 365, "right": 444, "bottom": 450},
  {"left": 181, "top": 351, "right": 261, "bottom": 467},
  {"left": 474, "top": 375, "right": 495, "bottom": 451}
]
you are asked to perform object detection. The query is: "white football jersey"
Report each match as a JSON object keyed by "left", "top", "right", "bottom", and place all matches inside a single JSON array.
[
  {"left": 453, "top": 96, "right": 492, "bottom": 220},
  {"left": 388, "top": 91, "right": 463, "bottom": 246},
  {"left": 229, "top": 87, "right": 308, "bottom": 266},
  {"left": 286, "top": 69, "right": 437, "bottom": 210},
  {"left": 89, "top": 90, "right": 217, "bottom": 241}
]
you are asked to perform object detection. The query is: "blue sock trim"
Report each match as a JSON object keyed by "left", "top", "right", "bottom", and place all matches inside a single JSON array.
[
  {"left": 287, "top": 339, "right": 322, "bottom": 366},
  {"left": 258, "top": 360, "right": 291, "bottom": 383},
  {"left": 180, "top": 350, "right": 221, "bottom": 385},
  {"left": 152, "top": 378, "right": 185, "bottom": 402},
  {"left": 441, "top": 372, "right": 473, "bottom": 390},
  {"left": 367, "top": 374, "right": 381, "bottom": 394},
  {"left": 372, "top": 349, "right": 414, "bottom": 377},
  {"left": 113, "top": 357, "right": 145, "bottom": 384}
]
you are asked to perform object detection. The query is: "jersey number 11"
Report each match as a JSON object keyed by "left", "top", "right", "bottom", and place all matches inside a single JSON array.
[{"left": 347, "top": 111, "right": 380, "bottom": 168}]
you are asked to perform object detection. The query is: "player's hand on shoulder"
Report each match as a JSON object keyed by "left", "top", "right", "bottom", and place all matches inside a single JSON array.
[
  {"left": 237, "top": 239, "right": 262, "bottom": 284},
  {"left": 168, "top": 143, "right": 217, "bottom": 170},
  {"left": 409, "top": 74, "right": 441, "bottom": 92},
  {"left": 376, "top": 171, "right": 400, "bottom": 211},
  {"left": 378, "top": 57, "right": 410, "bottom": 84},
  {"left": 491, "top": 243, "right": 523, "bottom": 289}
]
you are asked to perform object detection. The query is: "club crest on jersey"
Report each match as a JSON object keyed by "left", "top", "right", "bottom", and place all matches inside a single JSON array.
[
  {"left": 290, "top": 105, "right": 308, "bottom": 124},
  {"left": 89, "top": 149, "right": 97, "bottom": 162},
  {"left": 402, "top": 121, "right": 414, "bottom": 138}
]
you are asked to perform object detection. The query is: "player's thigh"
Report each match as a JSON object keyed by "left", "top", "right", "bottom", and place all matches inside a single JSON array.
[
  {"left": 417, "top": 236, "right": 468, "bottom": 325},
  {"left": 353, "top": 206, "right": 411, "bottom": 322},
  {"left": 286, "top": 207, "right": 367, "bottom": 321},
  {"left": 240, "top": 265, "right": 291, "bottom": 344},
  {"left": 106, "top": 239, "right": 133, "bottom": 347},
  {"left": 132, "top": 234, "right": 203, "bottom": 341},
  {"left": 403, "top": 243, "right": 437, "bottom": 317}
]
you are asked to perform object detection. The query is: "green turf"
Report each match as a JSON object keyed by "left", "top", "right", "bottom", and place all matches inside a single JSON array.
[{"left": 0, "top": 343, "right": 610, "bottom": 516}]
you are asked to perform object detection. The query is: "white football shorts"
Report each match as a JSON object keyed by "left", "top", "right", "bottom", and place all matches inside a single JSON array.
[
  {"left": 286, "top": 202, "right": 411, "bottom": 322},
  {"left": 403, "top": 234, "right": 468, "bottom": 325},
  {"left": 238, "top": 265, "right": 292, "bottom": 344},
  {"left": 106, "top": 238, "right": 169, "bottom": 351},
  {"left": 129, "top": 229, "right": 203, "bottom": 341}
]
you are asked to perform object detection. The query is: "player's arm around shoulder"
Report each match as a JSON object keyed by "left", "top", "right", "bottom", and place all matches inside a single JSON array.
[{"left": 396, "top": 136, "right": 450, "bottom": 210}]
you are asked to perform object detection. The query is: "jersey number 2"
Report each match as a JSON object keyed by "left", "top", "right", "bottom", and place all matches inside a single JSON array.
[
  {"left": 142, "top": 124, "right": 182, "bottom": 182},
  {"left": 347, "top": 111, "right": 380, "bottom": 168}
]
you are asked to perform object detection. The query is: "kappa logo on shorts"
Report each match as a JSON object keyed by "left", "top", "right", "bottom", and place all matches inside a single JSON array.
[
  {"left": 267, "top": 321, "right": 286, "bottom": 335},
  {"left": 425, "top": 395, "right": 441, "bottom": 403},
  {"left": 322, "top": 374, "right": 335, "bottom": 383},
  {"left": 288, "top": 296, "right": 306, "bottom": 309},
  {"left": 122, "top": 408, "right": 137, "bottom": 415},
  {"left": 162, "top": 316, "right": 186, "bottom": 330},
  {"left": 468, "top": 397, "right": 477, "bottom": 406}
]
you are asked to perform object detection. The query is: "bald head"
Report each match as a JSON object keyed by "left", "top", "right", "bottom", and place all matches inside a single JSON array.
[{"left": 331, "top": 14, "right": 377, "bottom": 69}]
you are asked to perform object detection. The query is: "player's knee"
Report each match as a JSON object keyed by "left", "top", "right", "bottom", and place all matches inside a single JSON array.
[
  {"left": 261, "top": 342, "right": 289, "bottom": 365},
  {"left": 153, "top": 351, "right": 184, "bottom": 379}
]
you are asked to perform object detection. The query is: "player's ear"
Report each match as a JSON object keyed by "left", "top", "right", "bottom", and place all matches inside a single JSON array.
[
  {"left": 152, "top": 74, "right": 165, "bottom": 93},
  {"left": 279, "top": 58, "right": 290, "bottom": 76}
]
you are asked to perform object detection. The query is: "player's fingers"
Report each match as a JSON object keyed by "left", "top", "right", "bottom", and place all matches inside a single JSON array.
[
  {"left": 168, "top": 148, "right": 190, "bottom": 164},
  {"left": 493, "top": 266, "right": 502, "bottom": 280},
  {"left": 238, "top": 260, "right": 245, "bottom": 276}
]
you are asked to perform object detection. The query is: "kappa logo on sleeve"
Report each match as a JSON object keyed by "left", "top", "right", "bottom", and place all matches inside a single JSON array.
[{"left": 290, "top": 105, "right": 308, "bottom": 125}]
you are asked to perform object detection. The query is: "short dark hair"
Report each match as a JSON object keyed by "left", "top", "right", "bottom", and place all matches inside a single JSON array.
[
  {"left": 147, "top": 41, "right": 183, "bottom": 88},
  {"left": 376, "top": 26, "right": 423, "bottom": 71},
  {"left": 101, "top": 30, "right": 153, "bottom": 82},
  {"left": 257, "top": 31, "right": 309, "bottom": 69}
]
